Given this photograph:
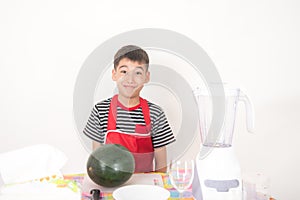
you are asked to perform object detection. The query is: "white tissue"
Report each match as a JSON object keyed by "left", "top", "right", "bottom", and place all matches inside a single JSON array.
[{"left": 0, "top": 144, "right": 67, "bottom": 184}]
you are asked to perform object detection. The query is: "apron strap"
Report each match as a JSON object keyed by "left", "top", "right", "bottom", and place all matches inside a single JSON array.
[
  {"left": 107, "top": 95, "right": 151, "bottom": 131},
  {"left": 139, "top": 97, "right": 151, "bottom": 126},
  {"left": 107, "top": 95, "right": 118, "bottom": 130}
]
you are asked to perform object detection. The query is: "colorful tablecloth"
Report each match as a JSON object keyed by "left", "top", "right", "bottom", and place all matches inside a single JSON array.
[
  {"left": 63, "top": 174, "right": 277, "bottom": 200},
  {"left": 63, "top": 173, "right": 194, "bottom": 200}
]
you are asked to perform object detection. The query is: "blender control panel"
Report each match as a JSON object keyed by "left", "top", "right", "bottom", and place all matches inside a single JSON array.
[{"left": 204, "top": 179, "right": 239, "bottom": 192}]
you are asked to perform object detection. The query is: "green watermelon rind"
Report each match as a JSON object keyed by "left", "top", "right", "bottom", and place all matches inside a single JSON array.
[{"left": 87, "top": 144, "right": 135, "bottom": 187}]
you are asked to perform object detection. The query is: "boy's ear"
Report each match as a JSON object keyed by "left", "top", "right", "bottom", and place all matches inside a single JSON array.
[
  {"left": 112, "top": 69, "right": 117, "bottom": 81},
  {"left": 145, "top": 71, "right": 150, "bottom": 83}
]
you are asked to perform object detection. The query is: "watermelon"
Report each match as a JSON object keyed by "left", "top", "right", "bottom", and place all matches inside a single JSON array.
[{"left": 86, "top": 144, "right": 135, "bottom": 187}]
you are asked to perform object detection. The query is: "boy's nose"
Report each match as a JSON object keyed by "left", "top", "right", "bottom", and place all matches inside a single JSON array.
[{"left": 124, "top": 71, "right": 134, "bottom": 82}]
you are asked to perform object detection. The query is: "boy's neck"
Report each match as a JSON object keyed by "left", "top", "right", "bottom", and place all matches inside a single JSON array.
[{"left": 117, "top": 95, "right": 140, "bottom": 108}]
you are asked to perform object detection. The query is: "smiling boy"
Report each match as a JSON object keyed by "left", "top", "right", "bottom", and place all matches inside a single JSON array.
[{"left": 83, "top": 45, "right": 175, "bottom": 172}]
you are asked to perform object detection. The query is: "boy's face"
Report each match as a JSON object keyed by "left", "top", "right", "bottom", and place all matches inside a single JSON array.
[{"left": 112, "top": 58, "right": 150, "bottom": 101}]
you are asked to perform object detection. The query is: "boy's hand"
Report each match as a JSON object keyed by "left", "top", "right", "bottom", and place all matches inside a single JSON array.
[{"left": 92, "top": 141, "right": 102, "bottom": 150}]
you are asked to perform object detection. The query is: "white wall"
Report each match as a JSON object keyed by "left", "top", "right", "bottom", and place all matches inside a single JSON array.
[{"left": 1, "top": 0, "right": 299, "bottom": 199}]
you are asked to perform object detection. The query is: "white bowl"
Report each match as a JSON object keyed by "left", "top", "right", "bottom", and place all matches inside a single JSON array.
[{"left": 112, "top": 184, "right": 170, "bottom": 200}]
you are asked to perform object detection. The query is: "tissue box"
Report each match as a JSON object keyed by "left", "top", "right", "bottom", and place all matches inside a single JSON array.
[
  {"left": 0, "top": 144, "right": 68, "bottom": 184},
  {"left": 0, "top": 144, "right": 81, "bottom": 200}
]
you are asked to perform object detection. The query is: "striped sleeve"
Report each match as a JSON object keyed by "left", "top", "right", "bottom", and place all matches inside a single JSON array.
[
  {"left": 83, "top": 99, "right": 111, "bottom": 144},
  {"left": 149, "top": 103, "right": 176, "bottom": 148}
]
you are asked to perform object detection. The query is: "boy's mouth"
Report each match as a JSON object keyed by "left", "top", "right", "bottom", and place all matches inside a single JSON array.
[{"left": 123, "top": 84, "right": 136, "bottom": 89}]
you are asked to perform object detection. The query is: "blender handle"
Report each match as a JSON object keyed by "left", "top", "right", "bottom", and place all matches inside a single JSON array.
[{"left": 239, "top": 90, "right": 255, "bottom": 133}]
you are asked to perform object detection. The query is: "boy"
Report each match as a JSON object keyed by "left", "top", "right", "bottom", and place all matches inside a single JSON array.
[{"left": 83, "top": 45, "right": 175, "bottom": 173}]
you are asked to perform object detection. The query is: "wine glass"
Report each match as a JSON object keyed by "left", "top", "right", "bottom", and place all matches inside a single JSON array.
[{"left": 168, "top": 160, "right": 194, "bottom": 198}]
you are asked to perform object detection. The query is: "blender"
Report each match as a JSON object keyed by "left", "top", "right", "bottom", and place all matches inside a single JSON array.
[{"left": 192, "top": 85, "right": 254, "bottom": 200}]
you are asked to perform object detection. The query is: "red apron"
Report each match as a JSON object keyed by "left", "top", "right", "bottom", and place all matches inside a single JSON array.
[{"left": 105, "top": 95, "right": 154, "bottom": 173}]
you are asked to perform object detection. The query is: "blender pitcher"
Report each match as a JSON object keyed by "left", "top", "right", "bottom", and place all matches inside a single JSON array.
[
  {"left": 195, "top": 87, "right": 254, "bottom": 148},
  {"left": 193, "top": 85, "right": 255, "bottom": 200}
]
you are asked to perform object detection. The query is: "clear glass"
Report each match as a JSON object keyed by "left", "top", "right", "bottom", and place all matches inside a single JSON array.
[
  {"left": 168, "top": 160, "right": 194, "bottom": 198},
  {"left": 243, "top": 173, "right": 271, "bottom": 200},
  {"left": 194, "top": 86, "right": 254, "bottom": 147}
]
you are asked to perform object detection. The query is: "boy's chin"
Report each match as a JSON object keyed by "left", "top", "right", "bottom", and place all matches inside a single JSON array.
[
  {"left": 119, "top": 92, "right": 140, "bottom": 99},
  {"left": 119, "top": 89, "right": 142, "bottom": 99}
]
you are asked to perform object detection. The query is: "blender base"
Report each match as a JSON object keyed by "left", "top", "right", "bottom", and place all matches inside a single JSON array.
[{"left": 193, "top": 147, "right": 243, "bottom": 200}]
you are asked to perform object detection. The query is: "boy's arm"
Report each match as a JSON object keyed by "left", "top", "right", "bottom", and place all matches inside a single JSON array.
[{"left": 154, "top": 146, "right": 167, "bottom": 173}]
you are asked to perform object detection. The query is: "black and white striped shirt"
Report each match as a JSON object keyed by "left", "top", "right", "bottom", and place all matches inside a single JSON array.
[{"left": 83, "top": 98, "right": 176, "bottom": 148}]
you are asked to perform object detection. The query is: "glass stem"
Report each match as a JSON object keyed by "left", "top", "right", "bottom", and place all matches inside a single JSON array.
[{"left": 179, "top": 191, "right": 183, "bottom": 199}]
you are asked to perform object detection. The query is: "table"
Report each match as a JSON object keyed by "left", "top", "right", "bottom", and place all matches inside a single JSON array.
[
  {"left": 64, "top": 174, "right": 276, "bottom": 200},
  {"left": 63, "top": 173, "right": 194, "bottom": 200}
]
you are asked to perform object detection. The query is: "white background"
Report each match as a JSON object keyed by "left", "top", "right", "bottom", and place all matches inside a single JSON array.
[{"left": 1, "top": 0, "right": 299, "bottom": 199}]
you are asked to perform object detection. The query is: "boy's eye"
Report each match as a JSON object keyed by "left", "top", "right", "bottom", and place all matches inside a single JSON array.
[
  {"left": 120, "top": 70, "right": 127, "bottom": 74},
  {"left": 136, "top": 71, "right": 143, "bottom": 75}
]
